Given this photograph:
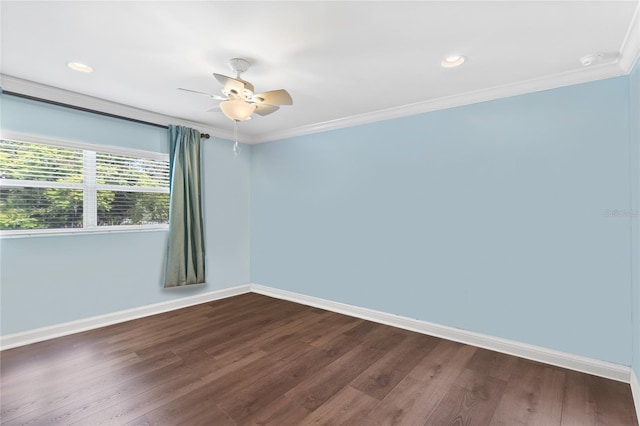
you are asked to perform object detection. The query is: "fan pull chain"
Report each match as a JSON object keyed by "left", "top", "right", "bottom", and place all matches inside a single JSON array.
[{"left": 233, "top": 120, "right": 240, "bottom": 155}]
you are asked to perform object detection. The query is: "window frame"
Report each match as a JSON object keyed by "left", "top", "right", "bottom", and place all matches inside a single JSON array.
[{"left": 0, "top": 131, "right": 170, "bottom": 238}]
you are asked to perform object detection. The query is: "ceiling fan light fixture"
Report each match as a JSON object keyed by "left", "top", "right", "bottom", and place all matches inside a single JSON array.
[
  {"left": 220, "top": 98, "right": 256, "bottom": 121},
  {"left": 441, "top": 55, "right": 465, "bottom": 68}
]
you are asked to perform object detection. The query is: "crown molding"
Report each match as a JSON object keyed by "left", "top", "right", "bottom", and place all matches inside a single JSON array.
[
  {"left": 254, "top": 60, "right": 629, "bottom": 144},
  {"left": 618, "top": 1, "right": 640, "bottom": 74},
  {"left": 0, "top": 74, "right": 240, "bottom": 143},
  {"left": 255, "top": 4, "right": 640, "bottom": 144}
]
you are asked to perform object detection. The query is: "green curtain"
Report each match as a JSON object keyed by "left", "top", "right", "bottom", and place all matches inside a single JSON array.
[{"left": 164, "top": 125, "right": 205, "bottom": 287}]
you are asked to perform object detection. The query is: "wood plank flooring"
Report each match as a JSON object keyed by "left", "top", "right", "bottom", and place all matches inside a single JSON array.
[{"left": 1, "top": 293, "right": 637, "bottom": 425}]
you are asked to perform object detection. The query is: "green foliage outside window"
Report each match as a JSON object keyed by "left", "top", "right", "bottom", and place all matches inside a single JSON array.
[{"left": 0, "top": 139, "right": 170, "bottom": 231}]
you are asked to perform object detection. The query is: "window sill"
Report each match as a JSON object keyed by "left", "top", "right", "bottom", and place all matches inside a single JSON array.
[{"left": 0, "top": 225, "right": 169, "bottom": 239}]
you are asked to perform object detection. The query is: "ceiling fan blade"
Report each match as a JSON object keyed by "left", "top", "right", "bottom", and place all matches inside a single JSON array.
[
  {"left": 178, "top": 88, "right": 227, "bottom": 101},
  {"left": 254, "top": 89, "right": 293, "bottom": 106},
  {"left": 213, "top": 73, "right": 245, "bottom": 96},
  {"left": 253, "top": 104, "right": 280, "bottom": 116},
  {"left": 206, "top": 106, "right": 222, "bottom": 113}
]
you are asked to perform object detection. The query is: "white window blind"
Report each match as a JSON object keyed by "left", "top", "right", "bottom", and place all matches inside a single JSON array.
[{"left": 0, "top": 135, "right": 170, "bottom": 235}]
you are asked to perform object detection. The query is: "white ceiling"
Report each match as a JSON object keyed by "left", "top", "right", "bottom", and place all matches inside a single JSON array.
[{"left": 1, "top": 1, "right": 639, "bottom": 143}]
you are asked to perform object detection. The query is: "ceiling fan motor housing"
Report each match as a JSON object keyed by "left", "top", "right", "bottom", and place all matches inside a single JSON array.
[{"left": 226, "top": 58, "right": 254, "bottom": 99}]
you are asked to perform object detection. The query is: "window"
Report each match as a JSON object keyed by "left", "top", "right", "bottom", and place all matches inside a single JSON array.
[{"left": 0, "top": 132, "right": 170, "bottom": 236}]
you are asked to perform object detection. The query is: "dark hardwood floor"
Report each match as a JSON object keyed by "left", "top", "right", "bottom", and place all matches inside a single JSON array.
[{"left": 1, "top": 293, "right": 637, "bottom": 425}]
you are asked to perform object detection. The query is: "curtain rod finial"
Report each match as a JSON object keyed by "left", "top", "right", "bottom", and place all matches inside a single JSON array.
[{"left": 200, "top": 133, "right": 210, "bottom": 139}]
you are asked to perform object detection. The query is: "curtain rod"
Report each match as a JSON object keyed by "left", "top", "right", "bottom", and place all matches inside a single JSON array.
[{"left": 2, "top": 90, "right": 211, "bottom": 139}]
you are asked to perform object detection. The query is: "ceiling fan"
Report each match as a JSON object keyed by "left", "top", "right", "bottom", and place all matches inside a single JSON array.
[{"left": 179, "top": 58, "right": 293, "bottom": 122}]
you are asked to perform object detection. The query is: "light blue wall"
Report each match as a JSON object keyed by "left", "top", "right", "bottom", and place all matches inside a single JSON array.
[
  {"left": 0, "top": 96, "right": 250, "bottom": 334},
  {"left": 251, "top": 77, "right": 632, "bottom": 365},
  {"left": 631, "top": 60, "right": 640, "bottom": 378},
  {"left": 2, "top": 73, "right": 636, "bottom": 370}
]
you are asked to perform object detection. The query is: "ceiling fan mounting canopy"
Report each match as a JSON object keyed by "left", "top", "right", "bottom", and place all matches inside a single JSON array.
[
  {"left": 228, "top": 58, "right": 250, "bottom": 76},
  {"left": 178, "top": 57, "right": 293, "bottom": 122}
]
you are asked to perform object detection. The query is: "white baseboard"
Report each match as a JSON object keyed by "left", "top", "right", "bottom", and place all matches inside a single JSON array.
[
  {"left": 0, "top": 284, "right": 251, "bottom": 350},
  {"left": 632, "top": 370, "right": 640, "bottom": 423},
  {"left": 250, "top": 283, "right": 632, "bottom": 383},
  {"left": 0, "top": 281, "right": 632, "bottom": 386}
]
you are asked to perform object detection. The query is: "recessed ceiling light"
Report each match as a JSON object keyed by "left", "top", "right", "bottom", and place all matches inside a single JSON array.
[
  {"left": 441, "top": 55, "right": 465, "bottom": 68},
  {"left": 67, "top": 62, "right": 93, "bottom": 73}
]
